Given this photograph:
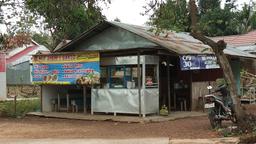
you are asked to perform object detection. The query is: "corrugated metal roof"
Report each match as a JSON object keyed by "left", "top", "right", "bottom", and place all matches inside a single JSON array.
[
  {"left": 224, "top": 47, "right": 256, "bottom": 59},
  {"left": 228, "top": 45, "right": 256, "bottom": 54},
  {"left": 109, "top": 21, "right": 213, "bottom": 54},
  {"left": 55, "top": 21, "right": 213, "bottom": 55},
  {"left": 55, "top": 21, "right": 256, "bottom": 59}
]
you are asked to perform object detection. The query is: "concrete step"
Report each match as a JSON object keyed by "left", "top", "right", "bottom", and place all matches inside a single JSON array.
[
  {"left": 0, "top": 137, "right": 239, "bottom": 144},
  {"left": 170, "top": 137, "right": 239, "bottom": 144},
  {"left": 0, "top": 138, "right": 169, "bottom": 144}
]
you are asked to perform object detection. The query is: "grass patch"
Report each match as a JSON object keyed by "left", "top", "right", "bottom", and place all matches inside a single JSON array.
[{"left": 0, "top": 99, "right": 40, "bottom": 117}]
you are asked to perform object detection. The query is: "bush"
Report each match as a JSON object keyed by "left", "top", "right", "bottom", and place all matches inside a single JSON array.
[
  {"left": 240, "top": 134, "right": 256, "bottom": 144},
  {"left": 0, "top": 99, "right": 40, "bottom": 117}
]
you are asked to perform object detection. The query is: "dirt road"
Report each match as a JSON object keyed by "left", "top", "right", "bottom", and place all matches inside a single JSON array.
[{"left": 0, "top": 116, "right": 219, "bottom": 139}]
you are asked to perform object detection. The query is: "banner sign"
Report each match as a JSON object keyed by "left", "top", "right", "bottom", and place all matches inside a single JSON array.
[
  {"left": 180, "top": 55, "right": 220, "bottom": 71},
  {"left": 0, "top": 53, "right": 6, "bottom": 72},
  {"left": 32, "top": 52, "right": 100, "bottom": 85},
  {"left": 32, "top": 52, "right": 99, "bottom": 64}
]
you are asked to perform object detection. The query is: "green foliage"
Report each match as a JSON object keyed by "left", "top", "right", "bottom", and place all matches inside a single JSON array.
[
  {"left": 0, "top": 0, "right": 38, "bottom": 35},
  {"left": 147, "top": 0, "right": 190, "bottom": 32},
  {"left": 236, "top": 2, "right": 256, "bottom": 34},
  {"left": 25, "top": 0, "right": 109, "bottom": 47},
  {"left": 198, "top": 0, "right": 221, "bottom": 14},
  {"left": 219, "top": 128, "right": 234, "bottom": 137},
  {"left": 198, "top": 7, "right": 239, "bottom": 36},
  {"left": 0, "top": 99, "right": 40, "bottom": 118},
  {"left": 198, "top": 0, "right": 240, "bottom": 36},
  {"left": 146, "top": 0, "right": 256, "bottom": 37},
  {"left": 32, "top": 33, "right": 53, "bottom": 51}
]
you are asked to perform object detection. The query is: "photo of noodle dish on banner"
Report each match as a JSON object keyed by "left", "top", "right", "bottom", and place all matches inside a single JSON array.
[{"left": 31, "top": 52, "right": 100, "bottom": 85}]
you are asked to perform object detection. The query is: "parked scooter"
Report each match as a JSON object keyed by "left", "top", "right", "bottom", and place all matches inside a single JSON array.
[{"left": 204, "top": 85, "right": 237, "bottom": 128}]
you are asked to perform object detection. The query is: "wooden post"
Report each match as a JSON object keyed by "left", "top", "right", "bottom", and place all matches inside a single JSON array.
[
  {"left": 142, "top": 62, "right": 146, "bottom": 89},
  {"left": 40, "top": 85, "right": 43, "bottom": 112},
  {"left": 14, "top": 95, "right": 17, "bottom": 116},
  {"left": 174, "top": 89, "right": 176, "bottom": 111},
  {"left": 57, "top": 87, "right": 60, "bottom": 112},
  {"left": 83, "top": 86, "right": 87, "bottom": 114},
  {"left": 167, "top": 57, "right": 171, "bottom": 113},
  {"left": 137, "top": 52, "right": 142, "bottom": 117},
  {"left": 190, "top": 71, "right": 193, "bottom": 111},
  {"left": 66, "top": 93, "right": 69, "bottom": 112}
]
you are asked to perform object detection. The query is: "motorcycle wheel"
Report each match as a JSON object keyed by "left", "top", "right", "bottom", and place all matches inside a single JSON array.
[{"left": 208, "top": 109, "right": 222, "bottom": 129}]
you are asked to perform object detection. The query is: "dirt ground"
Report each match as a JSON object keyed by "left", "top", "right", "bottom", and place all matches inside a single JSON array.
[
  {"left": 0, "top": 104, "right": 254, "bottom": 139},
  {"left": 0, "top": 116, "right": 219, "bottom": 139}
]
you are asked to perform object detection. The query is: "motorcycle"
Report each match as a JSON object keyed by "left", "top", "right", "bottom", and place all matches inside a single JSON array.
[{"left": 204, "top": 85, "right": 237, "bottom": 128}]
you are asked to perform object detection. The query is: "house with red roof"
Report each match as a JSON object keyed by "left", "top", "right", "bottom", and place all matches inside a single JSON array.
[
  {"left": 212, "top": 31, "right": 256, "bottom": 74},
  {"left": 6, "top": 40, "right": 49, "bottom": 85}
]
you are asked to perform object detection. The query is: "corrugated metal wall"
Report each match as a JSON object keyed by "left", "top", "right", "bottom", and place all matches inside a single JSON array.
[{"left": 7, "top": 61, "right": 31, "bottom": 85}]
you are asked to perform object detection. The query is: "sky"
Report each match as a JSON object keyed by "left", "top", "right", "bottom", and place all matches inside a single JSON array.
[
  {"left": 101, "top": 0, "right": 151, "bottom": 26},
  {"left": 0, "top": 0, "right": 252, "bottom": 33},
  {"left": 102, "top": 0, "right": 252, "bottom": 26}
]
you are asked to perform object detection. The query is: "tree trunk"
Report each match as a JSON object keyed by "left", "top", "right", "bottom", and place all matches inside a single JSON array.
[
  {"left": 189, "top": 0, "right": 244, "bottom": 120},
  {"left": 190, "top": 32, "right": 244, "bottom": 119}
]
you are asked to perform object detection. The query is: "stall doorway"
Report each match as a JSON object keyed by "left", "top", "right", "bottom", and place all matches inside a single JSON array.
[
  {"left": 159, "top": 56, "right": 176, "bottom": 111},
  {"left": 173, "top": 71, "right": 192, "bottom": 111},
  {"left": 159, "top": 56, "right": 191, "bottom": 112}
]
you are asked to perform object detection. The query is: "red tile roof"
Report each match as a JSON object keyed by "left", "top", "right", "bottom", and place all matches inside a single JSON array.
[{"left": 212, "top": 30, "right": 256, "bottom": 46}]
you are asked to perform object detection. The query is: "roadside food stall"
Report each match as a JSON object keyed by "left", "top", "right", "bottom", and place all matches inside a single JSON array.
[
  {"left": 33, "top": 21, "right": 256, "bottom": 119},
  {"left": 92, "top": 55, "right": 159, "bottom": 117},
  {"left": 32, "top": 52, "right": 159, "bottom": 117}
]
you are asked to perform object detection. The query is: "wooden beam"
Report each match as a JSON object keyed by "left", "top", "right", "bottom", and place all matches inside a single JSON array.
[
  {"left": 57, "top": 87, "right": 60, "bottom": 112},
  {"left": 40, "top": 85, "right": 43, "bottom": 112},
  {"left": 190, "top": 71, "right": 193, "bottom": 111},
  {"left": 83, "top": 86, "right": 87, "bottom": 114},
  {"left": 100, "top": 48, "right": 161, "bottom": 58},
  {"left": 66, "top": 93, "right": 69, "bottom": 113},
  {"left": 137, "top": 52, "right": 142, "bottom": 117},
  {"left": 167, "top": 57, "right": 171, "bottom": 113}
]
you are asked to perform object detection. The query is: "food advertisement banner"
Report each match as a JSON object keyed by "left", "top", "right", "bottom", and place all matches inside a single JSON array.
[
  {"left": 32, "top": 52, "right": 99, "bottom": 64},
  {"left": 32, "top": 52, "right": 100, "bottom": 85},
  {"left": 180, "top": 55, "right": 220, "bottom": 71}
]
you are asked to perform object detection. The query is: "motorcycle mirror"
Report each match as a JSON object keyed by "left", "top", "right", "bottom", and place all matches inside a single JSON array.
[{"left": 207, "top": 86, "right": 213, "bottom": 90}]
